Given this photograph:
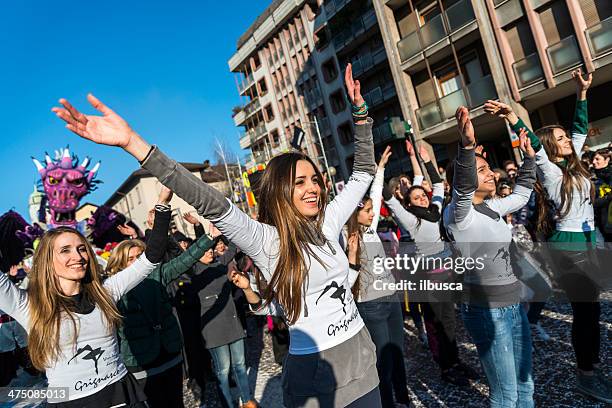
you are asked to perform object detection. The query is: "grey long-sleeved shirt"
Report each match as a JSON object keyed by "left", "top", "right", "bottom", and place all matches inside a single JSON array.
[{"left": 443, "top": 145, "right": 536, "bottom": 306}]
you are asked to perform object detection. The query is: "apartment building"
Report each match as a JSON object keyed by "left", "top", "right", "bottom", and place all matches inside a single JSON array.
[
  {"left": 229, "top": 0, "right": 349, "bottom": 177},
  {"left": 373, "top": 0, "right": 612, "bottom": 166}
]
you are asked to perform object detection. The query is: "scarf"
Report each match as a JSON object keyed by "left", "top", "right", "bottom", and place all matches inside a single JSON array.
[{"left": 407, "top": 204, "right": 441, "bottom": 223}]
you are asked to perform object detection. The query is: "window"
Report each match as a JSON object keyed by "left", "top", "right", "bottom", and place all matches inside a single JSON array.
[
  {"left": 330, "top": 90, "right": 346, "bottom": 114},
  {"left": 579, "top": 0, "right": 611, "bottom": 27},
  {"left": 539, "top": 1, "right": 574, "bottom": 45},
  {"left": 338, "top": 122, "right": 353, "bottom": 145},
  {"left": 314, "top": 28, "right": 330, "bottom": 50},
  {"left": 271, "top": 129, "right": 280, "bottom": 146},
  {"left": 504, "top": 19, "right": 538, "bottom": 61},
  {"left": 322, "top": 58, "right": 338, "bottom": 83},
  {"left": 253, "top": 54, "right": 261, "bottom": 70},
  {"left": 258, "top": 79, "right": 268, "bottom": 95},
  {"left": 264, "top": 104, "right": 274, "bottom": 122}
]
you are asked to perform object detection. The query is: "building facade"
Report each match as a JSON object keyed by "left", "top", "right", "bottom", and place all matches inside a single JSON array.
[
  {"left": 374, "top": 0, "right": 612, "bottom": 166},
  {"left": 104, "top": 163, "right": 235, "bottom": 238},
  {"left": 229, "top": 0, "right": 415, "bottom": 182}
]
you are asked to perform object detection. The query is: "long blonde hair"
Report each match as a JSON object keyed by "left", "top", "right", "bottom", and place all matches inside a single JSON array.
[
  {"left": 105, "top": 239, "right": 146, "bottom": 277},
  {"left": 27, "top": 227, "right": 122, "bottom": 370},
  {"left": 257, "top": 152, "right": 328, "bottom": 325}
]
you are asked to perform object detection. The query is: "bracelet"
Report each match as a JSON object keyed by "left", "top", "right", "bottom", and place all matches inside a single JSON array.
[
  {"left": 351, "top": 101, "right": 367, "bottom": 112},
  {"left": 349, "top": 263, "right": 361, "bottom": 271}
]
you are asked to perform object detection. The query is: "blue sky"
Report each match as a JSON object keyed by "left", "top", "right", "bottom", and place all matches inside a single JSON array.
[{"left": 0, "top": 0, "right": 269, "bottom": 218}]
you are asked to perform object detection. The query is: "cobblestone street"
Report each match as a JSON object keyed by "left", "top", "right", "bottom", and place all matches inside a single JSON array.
[{"left": 190, "top": 294, "right": 610, "bottom": 408}]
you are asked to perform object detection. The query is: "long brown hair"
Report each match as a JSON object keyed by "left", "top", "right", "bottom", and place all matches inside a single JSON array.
[
  {"left": 256, "top": 152, "right": 329, "bottom": 325},
  {"left": 536, "top": 125, "right": 594, "bottom": 218},
  {"left": 345, "top": 197, "right": 372, "bottom": 298},
  {"left": 105, "top": 239, "right": 147, "bottom": 277},
  {"left": 27, "top": 227, "right": 122, "bottom": 370}
]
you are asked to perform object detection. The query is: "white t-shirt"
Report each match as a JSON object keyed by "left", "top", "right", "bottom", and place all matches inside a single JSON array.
[{"left": 0, "top": 255, "right": 157, "bottom": 401}]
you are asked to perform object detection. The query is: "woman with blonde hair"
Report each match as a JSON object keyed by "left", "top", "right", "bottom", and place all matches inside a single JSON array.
[
  {"left": 53, "top": 64, "right": 381, "bottom": 407},
  {"left": 0, "top": 197, "right": 169, "bottom": 407},
  {"left": 105, "top": 189, "right": 216, "bottom": 408}
]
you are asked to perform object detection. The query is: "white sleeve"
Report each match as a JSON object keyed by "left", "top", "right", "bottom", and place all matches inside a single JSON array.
[
  {"left": 212, "top": 202, "right": 280, "bottom": 282},
  {"left": 0, "top": 272, "right": 29, "bottom": 328},
  {"left": 103, "top": 254, "right": 158, "bottom": 301},
  {"left": 535, "top": 148, "right": 563, "bottom": 201},
  {"left": 348, "top": 267, "right": 359, "bottom": 288},
  {"left": 446, "top": 188, "right": 476, "bottom": 231},
  {"left": 385, "top": 196, "right": 418, "bottom": 236},
  {"left": 486, "top": 185, "right": 533, "bottom": 217},
  {"left": 369, "top": 168, "right": 385, "bottom": 232},
  {"left": 323, "top": 171, "right": 373, "bottom": 240},
  {"left": 431, "top": 182, "right": 445, "bottom": 210},
  {"left": 413, "top": 175, "right": 424, "bottom": 187}
]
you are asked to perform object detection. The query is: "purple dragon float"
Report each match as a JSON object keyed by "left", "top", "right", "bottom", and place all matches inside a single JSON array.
[{"left": 31, "top": 147, "right": 100, "bottom": 230}]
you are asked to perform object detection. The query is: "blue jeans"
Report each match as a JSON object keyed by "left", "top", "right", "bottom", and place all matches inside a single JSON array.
[
  {"left": 209, "top": 338, "right": 252, "bottom": 407},
  {"left": 461, "top": 303, "right": 534, "bottom": 408},
  {"left": 357, "top": 295, "right": 409, "bottom": 408}
]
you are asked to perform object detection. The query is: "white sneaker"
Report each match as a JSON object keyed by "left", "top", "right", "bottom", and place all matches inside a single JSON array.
[{"left": 531, "top": 323, "right": 551, "bottom": 341}]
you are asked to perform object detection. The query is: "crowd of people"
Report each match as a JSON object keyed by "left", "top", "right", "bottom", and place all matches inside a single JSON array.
[{"left": 0, "top": 65, "right": 610, "bottom": 408}]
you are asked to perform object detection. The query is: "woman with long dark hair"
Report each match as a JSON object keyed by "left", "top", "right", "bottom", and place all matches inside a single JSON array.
[
  {"left": 383, "top": 141, "right": 478, "bottom": 386},
  {"left": 0, "top": 203, "right": 169, "bottom": 407},
  {"left": 445, "top": 106, "right": 537, "bottom": 407},
  {"left": 342, "top": 146, "right": 410, "bottom": 408},
  {"left": 52, "top": 63, "right": 381, "bottom": 407},
  {"left": 484, "top": 69, "right": 611, "bottom": 403}
]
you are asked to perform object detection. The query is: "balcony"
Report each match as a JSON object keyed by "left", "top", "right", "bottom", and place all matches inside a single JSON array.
[
  {"left": 512, "top": 52, "right": 544, "bottom": 88},
  {"left": 466, "top": 75, "right": 497, "bottom": 107},
  {"left": 586, "top": 16, "right": 612, "bottom": 58},
  {"left": 372, "top": 123, "right": 396, "bottom": 145},
  {"left": 445, "top": 0, "right": 476, "bottom": 32},
  {"left": 415, "top": 76, "right": 498, "bottom": 130},
  {"left": 332, "top": 9, "right": 378, "bottom": 52},
  {"left": 238, "top": 73, "right": 255, "bottom": 95},
  {"left": 324, "top": 0, "right": 351, "bottom": 20},
  {"left": 546, "top": 36, "right": 582, "bottom": 74},
  {"left": 396, "top": 0, "right": 476, "bottom": 62},
  {"left": 397, "top": 31, "right": 421, "bottom": 62},
  {"left": 239, "top": 133, "right": 251, "bottom": 149},
  {"left": 421, "top": 14, "right": 447, "bottom": 49},
  {"left": 244, "top": 98, "right": 261, "bottom": 118},
  {"left": 350, "top": 46, "right": 387, "bottom": 77}
]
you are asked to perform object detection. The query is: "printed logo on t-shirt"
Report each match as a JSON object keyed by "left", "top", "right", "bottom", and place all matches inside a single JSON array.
[
  {"left": 493, "top": 247, "right": 511, "bottom": 275},
  {"left": 67, "top": 344, "right": 105, "bottom": 375},
  {"left": 315, "top": 281, "right": 347, "bottom": 314}
]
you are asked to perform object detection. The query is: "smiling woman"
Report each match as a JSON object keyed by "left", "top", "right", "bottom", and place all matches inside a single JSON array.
[
  {"left": 52, "top": 63, "right": 383, "bottom": 408},
  {"left": 0, "top": 207, "right": 169, "bottom": 407}
]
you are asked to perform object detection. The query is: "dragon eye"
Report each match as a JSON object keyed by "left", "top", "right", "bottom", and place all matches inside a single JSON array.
[
  {"left": 70, "top": 178, "right": 85, "bottom": 187},
  {"left": 48, "top": 176, "right": 59, "bottom": 185}
]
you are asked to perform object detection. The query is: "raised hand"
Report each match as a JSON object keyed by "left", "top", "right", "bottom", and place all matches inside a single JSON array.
[
  {"left": 418, "top": 144, "right": 431, "bottom": 163},
  {"left": 405, "top": 140, "right": 415, "bottom": 157},
  {"left": 347, "top": 232, "right": 359, "bottom": 265},
  {"left": 158, "top": 186, "right": 173, "bottom": 205},
  {"left": 209, "top": 224, "right": 222, "bottom": 239},
  {"left": 146, "top": 209, "right": 155, "bottom": 229},
  {"left": 8, "top": 265, "right": 18, "bottom": 277},
  {"left": 455, "top": 106, "right": 476, "bottom": 148},
  {"left": 475, "top": 145, "right": 487, "bottom": 158},
  {"left": 518, "top": 128, "right": 535, "bottom": 158},
  {"left": 378, "top": 146, "right": 392, "bottom": 169},
  {"left": 344, "top": 63, "right": 365, "bottom": 107},
  {"left": 183, "top": 212, "right": 200, "bottom": 226},
  {"left": 117, "top": 224, "right": 137, "bottom": 238},
  {"left": 229, "top": 269, "right": 251, "bottom": 290},
  {"left": 483, "top": 100, "right": 513, "bottom": 119},
  {"left": 52, "top": 94, "right": 152, "bottom": 161},
  {"left": 572, "top": 68, "right": 592, "bottom": 99}
]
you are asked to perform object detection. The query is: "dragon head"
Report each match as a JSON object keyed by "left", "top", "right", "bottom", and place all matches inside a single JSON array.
[{"left": 32, "top": 147, "right": 100, "bottom": 228}]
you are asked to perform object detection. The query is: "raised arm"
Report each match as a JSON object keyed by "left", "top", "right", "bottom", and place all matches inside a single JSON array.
[
  {"left": 447, "top": 107, "right": 478, "bottom": 229},
  {"left": 0, "top": 272, "right": 29, "bottom": 328},
  {"left": 370, "top": 146, "right": 391, "bottom": 232},
  {"left": 570, "top": 68, "right": 591, "bottom": 155},
  {"left": 159, "top": 233, "right": 215, "bottom": 286},
  {"left": 51, "top": 95, "right": 278, "bottom": 279},
  {"left": 406, "top": 141, "right": 422, "bottom": 185},
  {"left": 420, "top": 145, "right": 445, "bottom": 209},
  {"left": 104, "top": 190, "right": 171, "bottom": 300},
  {"left": 486, "top": 131, "right": 537, "bottom": 216},
  {"left": 324, "top": 64, "right": 375, "bottom": 237}
]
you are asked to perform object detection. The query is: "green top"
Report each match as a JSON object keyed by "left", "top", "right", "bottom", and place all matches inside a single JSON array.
[
  {"left": 117, "top": 233, "right": 214, "bottom": 369},
  {"left": 510, "top": 99, "right": 590, "bottom": 246}
]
